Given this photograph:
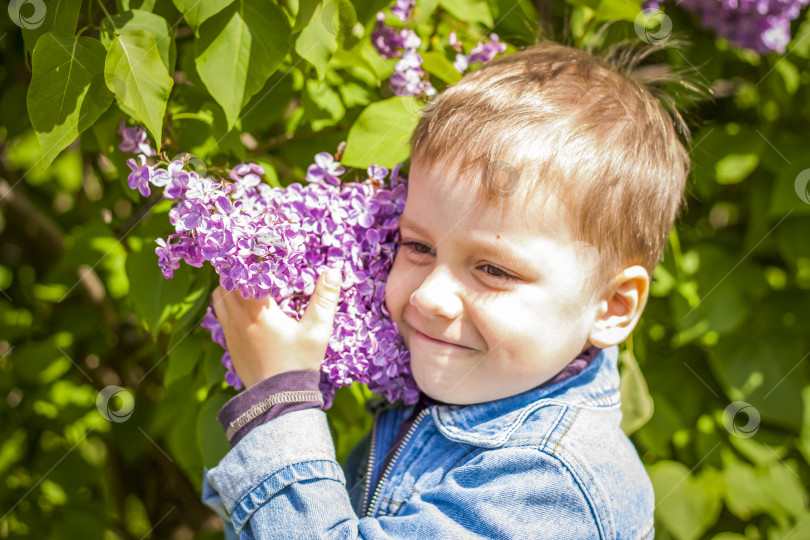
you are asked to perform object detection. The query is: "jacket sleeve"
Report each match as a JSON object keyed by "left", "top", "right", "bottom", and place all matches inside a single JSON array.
[{"left": 201, "top": 408, "right": 604, "bottom": 539}]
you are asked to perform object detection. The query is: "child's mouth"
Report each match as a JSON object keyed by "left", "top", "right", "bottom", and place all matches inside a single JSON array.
[{"left": 413, "top": 328, "right": 470, "bottom": 350}]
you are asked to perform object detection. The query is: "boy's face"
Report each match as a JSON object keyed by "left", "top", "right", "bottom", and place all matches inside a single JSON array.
[{"left": 384, "top": 160, "right": 604, "bottom": 405}]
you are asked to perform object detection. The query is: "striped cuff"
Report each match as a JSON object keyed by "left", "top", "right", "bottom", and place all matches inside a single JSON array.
[{"left": 217, "top": 370, "right": 324, "bottom": 446}]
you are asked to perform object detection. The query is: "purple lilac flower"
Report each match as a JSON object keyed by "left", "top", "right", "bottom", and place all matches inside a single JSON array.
[
  {"left": 126, "top": 155, "right": 153, "bottom": 197},
  {"left": 155, "top": 238, "right": 180, "bottom": 279},
  {"left": 117, "top": 120, "right": 155, "bottom": 156},
  {"left": 644, "top": 0, "right": 810, "bottom": 54},
  {"left": 127, "top": 145, "right": 419, "bottom": 407},
  {"left": 306, "top": 152, "right": 346, "bottom": 186},
  {"left": 370, "top": 7, "right": 438, "bottom": 98},
  {"left": 371, "top": 12, "right": 422, "bottom": 59},
  {"left": 390, "top": 49, "right": 436, "bottom": 97},
  {"left": 368, "top": 165, "right": 389, "bottom": 183},
  {"left": 391, "top": 0, "right": 415, "bottom": 22},
  {"left": 150, "top": 160, "right": 190, "bottom": 200},
  {"left": 454, "top": 33, "right": 507, "bottom": 73}
]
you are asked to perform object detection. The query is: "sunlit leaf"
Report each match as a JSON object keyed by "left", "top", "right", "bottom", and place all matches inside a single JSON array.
[
  {"left": 105, "top": 30, "right": 174, "bottom": 150},
  {"left": 27, "top": 33, "right": 112, "bottom": 170},
  {"left": 342, "top": 97, "right": 420, "bottom": 168},
  {"left": 195, "top": 0, "right": 292, "bottom": 130}
]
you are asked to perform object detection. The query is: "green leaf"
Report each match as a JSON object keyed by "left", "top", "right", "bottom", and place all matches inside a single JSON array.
[
  {"left": 165, "top": 332, "right": 206, "bottom": 386},
  {"left": 296, "top": 1, "right": 339, "bottom": 82},
  {"left": 439, "top": 0, "right": 493, "bottom": 26},
  {"left": 331, "top": 45, "right": 380, "bottom": 82},
  {"left": 342, "top": 97, "right": 421, "bottom": 168},
  {"left": 20, "top": 0, "right": 82, "bottom": 54},
  {"left": 0, "top": 430, "right": 27, "bottom": 476},
  {"left": 594, "top": 0, "right": 642, "bottom": 22},
  {"left": 723, "top": 455, "right": 806, "bottom": 527},
  {"left": 302, "top": 79, "right": 345, "bottom": 129},
  {"left": 125, "top": 242, "right": 194, "bottom": 334},
  {"left": 100, "top": 9, "right": 177, "bottom": 73},
  {"left": 675, "top": 245, "right": 766, "bottom": 339},
  {"left": 618, "top": 350, "right": 654, "bottom": 435},
  {"left": 715, "top": 153, "right": 759, "bottom": 185},
  {"left": 164, "top": 379, "right": 205, "bottom": 480},
  {"left": 117, "top": 0, "right": 157, "bottom": 10},
  {"left": 293, "top": 0, "right": 321, "bottom": 32},
  {"left": 648, "top": 461, "right": 723, "bottom": 540},
  {"left": 351, "top": 0, "right": 389, "bottom": 25},
  {"left": 708, "top": 331, "right": 807, "bottom": 431},
  {"left": 105, "top": 30, "right": 174, "bottom": 150},
  {"left": 421, "top": 51, "right": 462, "bottom": 84},
  {"left": 800, "top": 386, "right": 810, "bottom": 467},
  {"left": 326, "top": 383, "right": 374, "bottom": 464},
  {"left": 172, "top": 0, "right": 235, "bottom": 33},
  {"left": 11, "top": 339, "right": 71, "bottom": 384},
  {"left": 195, "top": 0, "right": 292, "bottom": 130},
  {"left": 198, "top": 393, "right": 232, "bottom": 467},
  {"left": 768, "top": 161, "right": 810, "bottom": 218},
  {"left": 240, "top": 71, "right": 296, "bottom": 133},
  {"left": 171, "top": 267, "right": 213, "bottom": 336},
  {"left": 202, "top": 341, "right": 227, "bottom": 388},
  {"left": 27, "top": 33, "right": 113, "bottom": 170},
  {"left": 484, "top": 0, "right": 537, "bottom": 44}
]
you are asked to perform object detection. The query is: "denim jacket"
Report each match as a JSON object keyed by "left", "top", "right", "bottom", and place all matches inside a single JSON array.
[{"left": 201, "top": 345, "right": 655, "bottom": 539}]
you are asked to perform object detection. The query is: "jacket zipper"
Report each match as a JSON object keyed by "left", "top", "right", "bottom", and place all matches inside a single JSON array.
[
  {"left": 363, "top": 408, "right": 431, "bottom": 517},
  {"left": 361, "top": 408, "right": 382, "bottom": 515}
]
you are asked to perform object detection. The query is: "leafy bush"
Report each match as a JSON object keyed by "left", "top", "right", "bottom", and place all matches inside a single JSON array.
[{"left": 1, "top": 0, "right": 809, "bottom": 538}]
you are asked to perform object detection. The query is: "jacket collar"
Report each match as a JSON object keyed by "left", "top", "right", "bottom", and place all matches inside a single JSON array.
[{"left": 430, "top": 345, "right": 621, "bottom": 448}]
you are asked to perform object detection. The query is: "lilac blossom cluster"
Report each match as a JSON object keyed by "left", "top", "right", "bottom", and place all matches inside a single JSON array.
[
  {"left": 122, "top": 143, "right": 420, "bottom": 407},
  {"left": 643, "top": 0, "right": 810, "bottom": 54},
  {"left": 452, "top": 33, "right": 507, "bottom": 73},
  {"left": 117, "top": 120, "right": 155, "bottom": 156},
  {"left": 371, "top": 8, "right": 436, "bottom": 97}
]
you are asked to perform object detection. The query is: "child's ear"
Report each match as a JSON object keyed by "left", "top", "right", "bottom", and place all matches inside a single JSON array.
[{"left": 588, "top": 265, "right": 650, "bottom": 348}]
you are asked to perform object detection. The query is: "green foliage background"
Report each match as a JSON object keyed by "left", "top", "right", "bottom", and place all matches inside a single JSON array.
[{"left": 1, "top": 0, "right": 809, "bottom": 538}]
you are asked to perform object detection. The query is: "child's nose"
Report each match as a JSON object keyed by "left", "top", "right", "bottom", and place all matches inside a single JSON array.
[{"left": 409, "top": 266, "right": 463, "bottom": 319}]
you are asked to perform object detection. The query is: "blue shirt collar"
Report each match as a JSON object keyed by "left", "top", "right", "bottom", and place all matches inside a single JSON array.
[{"left": 430, "top": 345, "right": 621, "bottom": 447}]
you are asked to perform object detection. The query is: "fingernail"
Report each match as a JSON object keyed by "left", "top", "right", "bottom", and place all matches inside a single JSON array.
[{"left": 325, "top": 267, "right": 341, "bottom": 287}]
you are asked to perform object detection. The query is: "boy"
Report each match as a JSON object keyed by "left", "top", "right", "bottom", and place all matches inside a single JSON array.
[{"left": 201, "top": 40, "right": 690, "bottom": 538}]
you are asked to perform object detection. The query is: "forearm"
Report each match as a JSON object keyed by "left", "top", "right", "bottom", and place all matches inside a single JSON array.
[{"left": 203, "top": 409, "right": 372, "bottom": 539}]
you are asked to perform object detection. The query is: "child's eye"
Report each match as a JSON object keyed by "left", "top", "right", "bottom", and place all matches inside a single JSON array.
[
  {"left": 399, "top": 241, "right": 433, "bottom": 255},
  {"left": 479, "top": 264, "right": 518, "bottom": 281},
  {"left": 399, "top": 241, "right": 518, "bottom": 282}
]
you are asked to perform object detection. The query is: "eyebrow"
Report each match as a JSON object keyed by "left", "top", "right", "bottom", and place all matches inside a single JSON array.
[{"left": 399, "top": 216, "right": 529, "bottom": 270}]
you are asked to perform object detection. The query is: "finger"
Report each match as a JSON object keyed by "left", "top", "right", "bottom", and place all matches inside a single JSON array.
[
  {"left": 211, "top": 286, "right": 229, "bottom": 320},
  {"left": 301, "top": 266, "right": 342, "bottom": 337}
]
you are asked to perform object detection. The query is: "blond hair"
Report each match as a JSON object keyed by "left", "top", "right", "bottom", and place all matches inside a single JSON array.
[{"left": 410, "top": 39, "right": 701, "bottom": 290}]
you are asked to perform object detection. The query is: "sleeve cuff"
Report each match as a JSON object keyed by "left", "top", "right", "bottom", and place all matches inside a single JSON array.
[
  {"left": 206, "top": 408, "right": 341, "bottom": 518},
  {"left": 217, "top": 370, "right": 324, "bottom": 446}
]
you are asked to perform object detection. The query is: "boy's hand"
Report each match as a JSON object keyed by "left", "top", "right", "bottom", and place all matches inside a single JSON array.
[{"left": 211, "top": 267, "right": 342, "bottom": 388}]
